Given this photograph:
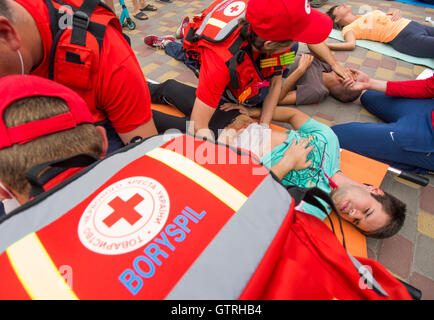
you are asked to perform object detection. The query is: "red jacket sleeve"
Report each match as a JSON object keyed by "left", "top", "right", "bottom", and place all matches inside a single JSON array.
[{"left": 386, "top": 75, "right": 434, "bottom": 99}]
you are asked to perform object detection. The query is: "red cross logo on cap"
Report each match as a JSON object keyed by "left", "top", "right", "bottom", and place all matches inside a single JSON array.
[
  {"left": 103, "top": 194, "right": 144, "bottom": 228},
  {"left": 224, "top": 1, "right": 246, "bottom": 17}
]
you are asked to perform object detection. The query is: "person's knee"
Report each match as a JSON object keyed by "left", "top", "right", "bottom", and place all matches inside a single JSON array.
[
  {"left": 360, "top": 90, "right": 379, "bottom": 106},
  {"left": 331, "top": 124, "right": 352, "bottom": 147},
  {"left": 360, "top": 90, "right": 387, "bottom": 113}
]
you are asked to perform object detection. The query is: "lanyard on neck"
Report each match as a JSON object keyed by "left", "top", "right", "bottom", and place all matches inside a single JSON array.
[{"left": 323, "top": 171, "right": 339, "bottom": 190}]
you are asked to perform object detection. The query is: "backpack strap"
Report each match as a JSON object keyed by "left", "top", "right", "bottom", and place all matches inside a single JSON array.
[
  {"left": 26, "top": 153, "right": 99, "bottom": 199},
  {"left": 286, "top": 185, "right": 347, "bottom": 250},
  {"left": 70, "top": 0, "right": 100, "bottom": 47},
  {"left": 45, "top": 0, "right": 110, "bottom": 80},
  {"left": 225, "top": 24, "right": 251, "bottom": 91}
]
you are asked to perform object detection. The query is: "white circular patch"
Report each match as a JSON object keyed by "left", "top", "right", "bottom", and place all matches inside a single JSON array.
[
  {"left": 224, "top": 1, "right": 246, "bottom": 17},
  {"left": 305, "top": 0, "right": 311, "bottom": 14},
  {"left": 78, "top": 177, "right": 170, "bottom": 255}
]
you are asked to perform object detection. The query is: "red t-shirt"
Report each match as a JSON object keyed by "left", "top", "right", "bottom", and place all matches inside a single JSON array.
[
  {"left": 386, "top": 75, "right": 434, "bottom": 128},
  {"left": 196, "top": 46, "right": 265, "bottom": 109},
  {"left": 15, "top": 0, "right": 152, "bottom": 134}
]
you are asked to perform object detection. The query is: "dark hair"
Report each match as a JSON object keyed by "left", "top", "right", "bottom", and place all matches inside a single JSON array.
[
  {"left": 239, "top": 18, "right": 293, "bottom": 53},
  {"left": 0, "top": 0, "right": 11, "bottom": 19},
  {"left": 328, "top": 83, "right": 362, "bottom": 103},
  {"left": 326, "top": 5, "right": 343, "bottom": 30},
  {"left": 357, "top": 190, "right": 406, "bottom": 239}
]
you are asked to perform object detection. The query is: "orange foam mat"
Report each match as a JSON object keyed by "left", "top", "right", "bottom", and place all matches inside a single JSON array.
[{"left": 151, "top": 104, "right": 390, "bottom": 257}]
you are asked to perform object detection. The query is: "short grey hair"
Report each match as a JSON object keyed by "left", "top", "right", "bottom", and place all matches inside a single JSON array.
[{"left": 0, "top": 0, "right": 12, "bottom": 20}]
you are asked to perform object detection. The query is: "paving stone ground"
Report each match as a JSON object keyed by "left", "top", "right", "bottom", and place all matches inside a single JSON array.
[{"left": 115, "top": 0, "right": 434, "bottom": 299}]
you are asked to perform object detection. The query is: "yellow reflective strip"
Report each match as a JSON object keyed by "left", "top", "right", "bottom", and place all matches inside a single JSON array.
[
  {"left": 6, "top": 233, "right": 78, "bottom": 300},
  {"left": 146, "top": 147, "right": 248, "bottom": 211},
  {"left": 207, "top": 17, "right": 227, "bottom": 29}
]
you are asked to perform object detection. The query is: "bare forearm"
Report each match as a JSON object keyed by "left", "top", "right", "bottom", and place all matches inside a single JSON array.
[
  {"left": 260, "top": 76, "right": 282, "bottom": 125},
  {"left": 279, "top": 68, "right": 304, "bottom": 100},
  {"left": 368, "top": 78, "right": 387, "bottom": 92},
  {"left": 308, "top": 42, "right": 337, "bottom": 64},
  {"left": 190, "top": 98, "right": 216, "bottom": 140},
  {"left": 326, "top": 41, "right": 356, "bottom": 51},
  {"left": 271, "top": 160, "right": 294, "bottom": 180}
]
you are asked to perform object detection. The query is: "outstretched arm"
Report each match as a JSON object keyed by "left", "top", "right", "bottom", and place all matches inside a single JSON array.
[
  {"left": 278, "top": 53, "right": 314, "bottom": 105},
  {"left": 260, "top": 74, "right": 283, "bottom": 125},
  {"left": 220, "top": 104, "right": 311, "bottom": 130},
  {"left": 326, "top": 31, "right": 356, "bottom": 51}
]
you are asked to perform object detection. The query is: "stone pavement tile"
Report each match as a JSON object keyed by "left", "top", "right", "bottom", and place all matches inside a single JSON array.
[
  {"left": 410, "top": 272, "right": 434, "bottom": 300},
  {"left": 366, "top": 237, "right": 381, "bottom": 260},
  {"left": 378, "top": 234, "right": 413, "bottom": 279},
  {"left": 420, "top": 185, "right": 434, "bottom": 215},
  {"left": 315, "top": 112, "right": 335, "bottom": 122},
  {"left": 333, "top": 51, "right": 350, "bottom": 63},
  {"left": 367, "top": 247, "right": 376, "bottom": 260},
  {"left": 312, "top": 116, "right": 333, "bottom": 127},
  {"left": 380, "top": 59, "right": 397, "bottom": 71},
  {"left": 413, "top": 235, "right": 434, "bottom": 279},
  {"left": 366, "top": 51, "right": 382, "bottom": 61},
  {"left": 375, "top": 68, "right": 395, "bottom": 80},
  {"left": 399, "top": 215, "right": 419, "bottom": 244},
  {"left": 418, "top": 211, "right": 434, "bottom": 239},
  {"left": 362, "top": 58, "right": 381, "bottom": 69}
]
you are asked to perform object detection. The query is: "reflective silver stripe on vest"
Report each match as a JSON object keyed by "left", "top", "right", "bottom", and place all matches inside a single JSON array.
[
  {"left": 196, "top": 0, "right": 246, "bottom": 42},
  {"left": 348, "top": 253, "right": 389, "bottom": 297},
  {"left": 0, "top": 134, "right": 176, "bottom": 254},
  {"left": 166, "top": 174, "right": 292, "bottom": 300}
]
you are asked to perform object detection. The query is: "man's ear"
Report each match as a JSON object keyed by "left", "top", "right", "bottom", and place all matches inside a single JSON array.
[
  {"left": 96, "top": 126, "right": 108, "bottom": 157},
  {"left": 365, "top": 184, "right": 385, "bottom": 196},
  {"left": 0, "top": 17, "right": 21, "bottom": 51},
  {"left": 0, "top": 181, "right": 13, "bottom": 200}
]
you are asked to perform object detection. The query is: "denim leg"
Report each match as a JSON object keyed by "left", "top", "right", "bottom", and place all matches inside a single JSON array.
[
  {"left": 361, "top": 90, "right": 434, "bottom": 123},
  {"left": 332, "top": 121, "right": 434, "bottom": 172},
  {"left": 164, "top": 41, "right": 188, "bottom": 62}
]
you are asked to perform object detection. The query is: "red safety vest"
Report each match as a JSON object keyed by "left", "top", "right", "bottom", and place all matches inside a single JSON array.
[
  {"left": 0, "top": 134, "right": 294, "bottom": 299},
  {"left": 0, "top": 135, "right": 412, "bottom": 300},
  {"left": 183, "top": 0, "right": 295, "bottom": 106},
  {"left": 34, "top": 0, "right": 122, "bottom": 95}
]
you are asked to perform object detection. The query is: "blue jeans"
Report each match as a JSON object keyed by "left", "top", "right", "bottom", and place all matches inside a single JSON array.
[
  {"left": 102, "top": 121, "right": 125, "bottom": 155},
  {"left": 389, "top": 21, "right": 434, "bottom": 58},
  {"left": 332, "top": 90, "right": 434, "bottom": 173},
  {"left": 164, "top": 41, "right": 201, "bottom": 76}
]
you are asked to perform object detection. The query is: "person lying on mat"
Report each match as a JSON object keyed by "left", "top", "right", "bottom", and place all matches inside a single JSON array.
[
  {"left": 217, "top": 104, "right": 406, "bottom": 239},
  {"left": 331, "top": 69, "right": 434, "bottom": 175},
  {"left": 326, "top": 4, "right": 434, "bottom": 58},
  {"left": 149, "top": 80, "right": 406, "bottom": 239},
  {"left": 279, "top": 52, "right": 362, "bottom": 106}
]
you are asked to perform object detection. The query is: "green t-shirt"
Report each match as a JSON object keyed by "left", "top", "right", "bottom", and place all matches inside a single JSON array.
[{"left": 261, "top": 119, "right": 341, "bottom": 220}]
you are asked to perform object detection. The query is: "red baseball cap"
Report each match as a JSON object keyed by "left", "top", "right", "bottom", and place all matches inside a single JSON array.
[
  {"left": 0, "top": 75, "right": 94, "bottom": 149},
  {"left": 246, "top": 0, "right": 333, "bottom": 43}
]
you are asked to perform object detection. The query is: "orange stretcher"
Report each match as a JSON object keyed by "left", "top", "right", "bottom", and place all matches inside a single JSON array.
[{"left": 151, "top": 103, "right": 429, "bottom": 258}]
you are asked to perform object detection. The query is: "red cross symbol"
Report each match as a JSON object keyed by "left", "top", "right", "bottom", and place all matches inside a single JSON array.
[
  {"left": 230, "top": 5, "right": 239, "bottom": 13},
  {"left": 103, "top": 194, "right": 144, "bottom": 228}
]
